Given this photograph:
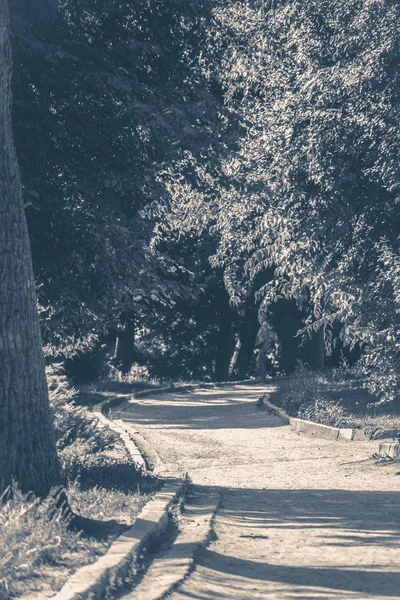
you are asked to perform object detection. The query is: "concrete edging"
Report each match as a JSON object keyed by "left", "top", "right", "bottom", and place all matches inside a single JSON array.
[
  {"left": 92, "top": 404, "right": 146, "bottom": 470},
  {"left": 262, "top": 397, "right": 365, "bottom": 442},
  {"left": 378, "top": 442, "right": 400, "bottom": 459},
  {"left": 48, "top": 402, "right": 185, "bottom": 600},
  {"left": 128, "top": 490, "right": 221, "bottom": 599},
  {"left": 35, "top": 398, "right": 185, "bottom": 600},
  {"left": 52, "top": 478, "right": 183, "bottom": 600}
]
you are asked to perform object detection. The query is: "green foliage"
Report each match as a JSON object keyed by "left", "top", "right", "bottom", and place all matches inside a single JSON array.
[
  {"left": 12, "top": 0, "right": 223, "bottom": 354},
  {"left": 12, "top": 0, "right": 400, "bottom": 395},
  {"left": 202, "top": 0, "right": 400, "bottom": 400},
  {"left": 47, "top": 365, "right": 116, "bottom": 452},
  {"left": 47, "top": 364, "right": 122, "bottom": 482},
  {"left": 278, "top": 364, "right": 356, "bottom": 427}
]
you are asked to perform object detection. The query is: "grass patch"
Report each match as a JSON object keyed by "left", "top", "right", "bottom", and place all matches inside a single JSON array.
[
  {"left": 0, "top": 365, "right": 160, "bottom": 599},
  {"left": 270, "top": 364, "right": 400, "bottom": 436},
  {"left": 68, "top": 481, "right": 151, "bottom": 526},
  {"left": 0, "top": 484, "right": 106, "bottom": 600}
]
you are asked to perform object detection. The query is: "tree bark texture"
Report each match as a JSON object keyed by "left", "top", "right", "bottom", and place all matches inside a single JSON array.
[{"left": 0, "top": 0, "right": 60, "bottom": 496}]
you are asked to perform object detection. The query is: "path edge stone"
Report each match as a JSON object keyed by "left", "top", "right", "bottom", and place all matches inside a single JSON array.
[
  {"left": 261, "top": 396, "right": 370, "bottom": 442},
  {"left": 33, "top": 400, "right": 185, "bottom": 600},
  {"left": 51, "top": 478, "right": 183, "bottom": 600},
  {"left": 378, "top": 442, "right": 400, "bottom": 459}
]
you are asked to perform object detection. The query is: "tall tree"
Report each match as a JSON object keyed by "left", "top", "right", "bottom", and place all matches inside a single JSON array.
[{"left": 0, "top": 0, "right": 60, "bottom": 496}]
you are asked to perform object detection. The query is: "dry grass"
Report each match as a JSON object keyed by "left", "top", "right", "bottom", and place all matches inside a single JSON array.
[
  {"left": 0, "top": 485, "right": 106, "bottom": 599},
  {"left": 0, "top": 366, "right": 158, "bottom": 599},
  {"left": 68, "top": 482, "right": 149, "bottom": 526}
]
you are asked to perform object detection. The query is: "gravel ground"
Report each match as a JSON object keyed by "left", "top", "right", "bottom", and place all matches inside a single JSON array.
[{"left": 117, "top": 383, "right": 400, "bottom": 599}]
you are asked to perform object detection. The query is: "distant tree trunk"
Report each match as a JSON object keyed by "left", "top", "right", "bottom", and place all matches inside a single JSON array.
[
  {"left": 113, "top": 311, "right": 135, "bottom": 374},
  {"left": 230, "top": 298, "right": 259, "bottom": 381},
  {"left": 214, "top": 304, "right": 234, "bottom": 382},
  {"left": 306, "top": 327, "right": 325, "bottom": 371},
  {"left": 230, "top": 269, "right": 274, "bottom": 381},
  {"left": 0, "top": 0, "right": 60, "bottom": 496},
  {"left": 270, "top": 299, "right": 303, "bottom": 374}
]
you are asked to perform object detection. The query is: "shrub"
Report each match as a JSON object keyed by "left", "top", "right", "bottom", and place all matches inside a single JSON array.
[
  {"left": 47, "top": 364, "right": 120, "bottom": 482},
  {"left": 279, "top": 363, "right": 356, "bottom": 428},
  {"left": 279, "top": 363, "right": 323, "bottom": 416}
]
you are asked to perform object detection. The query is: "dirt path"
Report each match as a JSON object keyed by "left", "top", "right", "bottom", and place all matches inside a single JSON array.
[{"left": 117, "top": 383, "right": 400, "bottom": 599}]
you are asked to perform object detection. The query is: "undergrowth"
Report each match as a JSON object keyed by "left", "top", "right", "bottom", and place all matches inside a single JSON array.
[
  {"left": 275, "top": 364, "right": 358, "bottom": 428},
  {"left": 0, "top": 365, "right": 156, "bottom": 599},
  {"left": 68, "top": 482, "right": 148, "bottom": 525},
  {"left": 273, "top": 364, "right": 400, "bottom": 433},
  {"left": 0, "top": 484, "right": 106, "bottom": 600}
]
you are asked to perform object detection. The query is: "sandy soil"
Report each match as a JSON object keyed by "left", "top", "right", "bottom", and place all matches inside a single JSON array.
[{"left": 117, "top": 383, "right": 400, "bottom": 599}]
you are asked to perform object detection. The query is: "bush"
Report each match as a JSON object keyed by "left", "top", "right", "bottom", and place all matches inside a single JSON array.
[
  {"left": 298, "top": 399, "right": 355, "bottom": 429},
  {"left": 47, "top": 364, "right": 121, "bottom": 482},
  {"left": 279, "top": 364, "right": 323, "bottom": 416},
  {"left": 278, "top": 363, "right": 356, "bottom": 428}
]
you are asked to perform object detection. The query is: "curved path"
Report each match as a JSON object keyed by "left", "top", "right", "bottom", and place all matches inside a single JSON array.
[{"left": 116, "top": 383, "right": 400, "bottom": 599}]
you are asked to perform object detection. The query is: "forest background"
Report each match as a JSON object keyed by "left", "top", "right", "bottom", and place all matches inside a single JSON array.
[
  {"left": 7, "top": 0, "right": 400, "bottom": 403},
  {"left": 1, "top": 1, "right": 399, "bottom": 592}
]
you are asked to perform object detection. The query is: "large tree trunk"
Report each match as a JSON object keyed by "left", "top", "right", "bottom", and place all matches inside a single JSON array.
[{"left": 0, "top": 0, "right": 60, "bottom": 496}]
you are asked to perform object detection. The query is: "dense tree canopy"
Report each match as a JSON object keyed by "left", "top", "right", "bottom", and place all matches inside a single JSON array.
[
  {"left": 12, "top": 0, "right": 226, "bottom": 354},
  {"left": 202, "top": 0, "right": 400, "bottom": 399},
  {"left": 10, "top": 0, "right": 400, "bottom": 400}
]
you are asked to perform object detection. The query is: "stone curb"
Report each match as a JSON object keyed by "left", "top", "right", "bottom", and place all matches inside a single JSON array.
[
  {"left": 96, "top": 398, "right": 165, "bottom": 474},
  {"left": 127, "top": 490, "right": 221, "bottom": 599},
  {"left": 290, "top": 417, "right": 353, "bottom": 441},
  {"left": 33, "top": 401, "right": 184, "bottom": 600},
  {"left": 113, "top": 419, "right": 162, "bottom": 474},
  {"left": 262, "top": 397, "right": 364, "bottom": 442},
  {"left": 92, "top": 404, "right": 146, "bottom": 470},
  {"left": 52, "top": 478, "right": 183, "bottom": 600},
  {"left": 378, "top": 442, "right": 400, "bottom": 459},
  {"left": 261, "top": 397, "right": 290, "bottom": 425}
]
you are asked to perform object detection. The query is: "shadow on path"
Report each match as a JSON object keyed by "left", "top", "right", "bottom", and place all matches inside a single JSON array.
[
  {"left": 172, "top": 485, "right": 400, "bottom": 599},
  {"left": 122, "top": 386, "right": 284, "bottom": 431}
]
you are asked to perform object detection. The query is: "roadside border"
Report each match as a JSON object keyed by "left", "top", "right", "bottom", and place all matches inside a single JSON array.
[
  {"left": 52, "top": 478, "right": 182, "bottom": 600},
  {"left": 37, "top": 397, "right": 186, "bottom": 600},
  {"left": 262, "top": 396, "right": 369, "bottom": 442}
]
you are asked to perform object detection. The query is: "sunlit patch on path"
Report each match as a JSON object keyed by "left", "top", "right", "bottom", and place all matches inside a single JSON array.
[{"left": 117, "top": 384, "right": 400, "bottom": 599}]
